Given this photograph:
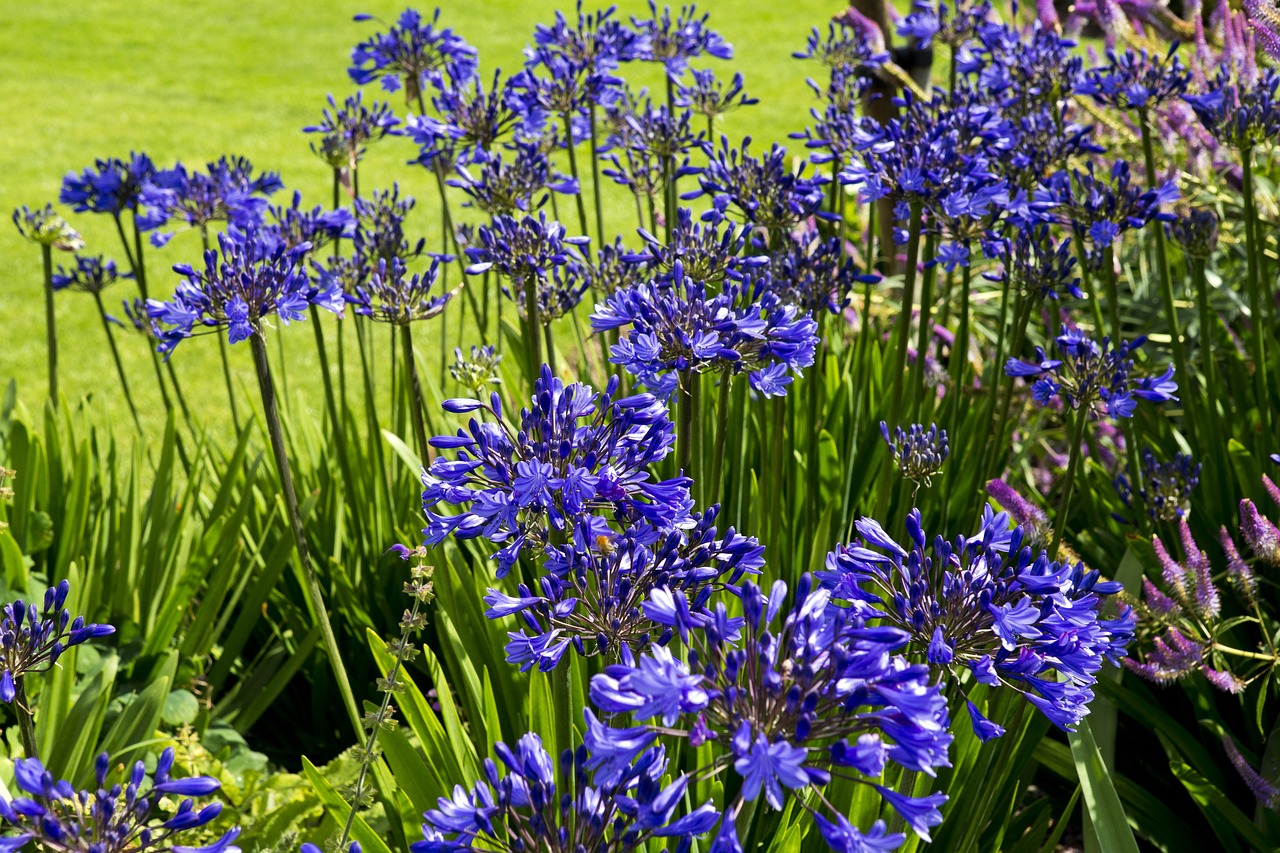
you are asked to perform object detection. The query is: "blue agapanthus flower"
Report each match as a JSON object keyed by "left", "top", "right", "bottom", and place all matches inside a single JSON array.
[
  {"left": 137, "top": 156, "right": 282, "bottom": 247},
  {"left": 303, "top": 91, "right": 401, "bottom": 172},
  {"left": 881, "top": 422, "right": 949, "bottom": 488},
  {"left": 0, "top": 749, "right": 238, "bottom": 853},
  {"left": 509, "top": 49, "right": 621, "bottom": 129},
  {"left": 984, "top": 222, "right": 1081, "bottom": 300},
  {"left": 51, "top": 255, "right": 132, "bottom": 295},
  {"left": 1006, "top": 326, "right": 1178, "bottom": 419},
  {"left": 412, "top": 731, "right": 718, "bottom": 852},
  {"left": 691, "top": 137, "right": 831, "bottom": 234},
  {"left": 1184, "top": 67, "right": 1280, "bottom": 150},
  {"left": 623, "top": 207, "right": 766, "bottom": 284},
  {"left": 422, "top": 366, "right": 693, "bottom": 576},
  {"left": 819, "top": 508, "right": 1135, "bottom": 734},
  {"left": 591, "top": 260, "right": 818, "bottom": 399},
  {"left": 630, "top": 1, "right": 733, "bottom": 77},
  {"left": 1114, "top": 449, "right": 1201, "bottom": 524},
  {"left": 531, "top": 2, "right": 648, "bottom": 71},
  {"left": 1078, "top": 45, "right": 1190, "bottom": 111},
  {"left": 11, "top": 204, "right": 84, "bottom": 251},
  {"left": 263, "top": 191, "right": 355, "bottom": 253},
  {"left": 589, "top": 575, "right": 952, "bottom": 848},
  {"left": 464, "top": 211, "right": 589, "bottom": 280},
  {"left": 60, "top": 153, "right": 156, "bottom": 216},
  {"left": 1051, "top": 160, "right": 1177, "bottom": 269},
  {"left": 448, "top": 141, "right": 579, "bottom": 215},
  {"left": 351, "top": 185, "right": 428, "bottom": 263},
  {"left": 600, "top": 100, "right": 703, "bottom": 201},
  {"left": 348, "top": 256, "right": 454, "bottom": 325},
  {"left": 767, "top": 226, "right": 871, "bottom": 314},
  {"left": 405, "top": 69, "right": 522, "bottom": 167},
  {"left": 484, "top": 506, "right": 763, "bottom": 670},
  {"left": 349, "top": 8, "right": 478, "bottom": 100},
  {"left": 1168, "top": 206, "right": 1218, "bottom": 259},
  {"left": 147, "top": 229, "right": 343, "bottom": 354},
  {"left": 675, "top": 68, "right": 757, "bottom": 122},
  {"left": 0, "top": 581, "right": 114, "bottom": 703}
]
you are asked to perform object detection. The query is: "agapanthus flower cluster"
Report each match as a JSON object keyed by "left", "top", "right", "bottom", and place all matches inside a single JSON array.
[
  {"left": 351, "top": 185, "right": 427, "bottom": 263},
  {"left": 51, "top": 255, "right": 132, "bottom": 294},
  {"left": 531, "top": 2, "right": 648, "bottom": 70},
  {"left": 675, "top": 69, "right": 757, "bottom": 123},
  {"left": 623, "top": 208, "right": 764, "bottom": 284},
  {"left": 793, "top": 21, "right": 887, "bottom": 72},
  {"left": 413, "top": 731, "right": 718, "bottom": 852},
  {"left": 881, "top": 422, "right": 949, "bottom": 488},
  {"left": 304, "top": 91, "right": 401, "bottom": 173},
  {"left": 957, "top": 19, "right": 1082, "bottom": 113},
  {"left": 349, "top": 8, "right": 478, "bottom": 100},
  {"left": 601, "top": 101, "right": 703, "bottom": 202},
  {"left": 448, "top": 142, "right": 578, "bottom": 215},
  {"left": 263, "top": 192, "right": 355, "bottom": 253},
  {"left": 1079, "top": 45, "right": 1191, "bottom": 110},
  {"left": 137, "top": 157, "right": 282, "bottom": 246},
  {"left": 406, "top": 69, "right": 521, "bottom": 167},
  {"left": 1169, "top": 206, "right": 1219, "bottom": 259},
  {"left": 422, "top": 366, "right": 692, "bottom": 576},
  {"left": 450, "top": 344, "right": 502, "bottom": 396},
  {"left": 767, "top": 227, "right": 870, "bottom": 314},
  {"left": 1051, "top": 161, "right": 1178, "bottom": 268},
  {"left": 986, "top": 223, "right": 1081, "bottom": 301},
  {"left": 348, "top": 257, "right": 454, "bottom": 325},
  {"left": 485, "top": 506, "right": 762, "bottom": 670},
  {"left": 1184, "top": 67, "right": 1280, "bottom": 150},
  {"left": 582, "top": 237, "right": 647, "bottom": 296},
  {"left": 590, "top": 576, "right": 953, "bottom": 848},
  {"left": 509, "top": 50, "right": 621, "bottom": 129},
  {"left": 1006, "top": 326, "right": 1178, "bottom": 419},
  {"left": 60, "top": 153, "right": 156, "bottom": 216},
  {"left": 464, "top": 212, "right": 589, "bottom": 283},
  {"left": 11, "top": 205, "right": 84, "bottom": 251},
  {"left": 630, "top": 1, "right": 733, "bottom": 76},
  {"left": 0, "top": 749, "right": 238, "bottom": 853},
  {"left": 147, "top": 229, "right": 342, "bottom": 353},
  {"left": 1, "top": 581, "right": 114, "bottom": 703},
  {"left": 693, "top": 137, "right": 830, "bottom": 234},
  {"left": 1115, "top": 449, "right": 1200, "bottom": 523},
  {"left": 591, "top": 260, "right": 818, "bottom": 399},
  {"left": 819, "top": 508, "right": 1134, "bottom": 733}
]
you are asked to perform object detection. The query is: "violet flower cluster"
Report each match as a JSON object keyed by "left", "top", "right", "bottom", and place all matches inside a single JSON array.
[
  {"left": 51, "top": 255, "right": 132, "bottom": 295},
  {"left": 422, "top": 366, "right": 693, "bottom": 577},
  {"left": 881, "top": 422, "right": 950, "bottom": 489},
  {"left": 819, "top": 508, "right": 1135, "bottom": 733},
  {"left": 347, "top": 257, "right": 454, "bottom": 325},
  {"left": 1006, "top": 326, "right": 1178, "bottom": 419},
  {"left": 590, "top": 259, "right": 818, "bottom": 399},
  {"left": 483, "top": 506, "right": 763, "bottom": 671},
  {"left": 0, "top": 581, "right": 114, "bottom": 703},
  {"left": 349, "top": 8, "right": 478, "bottom": 101},
  {"left": 0, "top": 749, "right": 238, "bottom": 853},
  {"left": 589, "top": 576, "right": 953, "bottom": 849},
  {"left": 137, "top": 156, "right": 283, "bottom": 247}
]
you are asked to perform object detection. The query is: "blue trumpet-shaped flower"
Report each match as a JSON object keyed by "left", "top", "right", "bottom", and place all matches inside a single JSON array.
[
  {"left": 0, "top": 581, "right": 114, "bottom": 703},
  {"left": 51, "top": 255, "right": 132, "bottom": 295},
  {"left": 348, "top": 257, "right": 454, "bottom": 325},
  {"left": 630, "top": 1, "right": 733, "bottom": 77},
  {"left": 349, "top": 8, "right": 478, "bottom": 100},
  {"left": 60, "top": 153, "right": 156, "bottom": 216}
]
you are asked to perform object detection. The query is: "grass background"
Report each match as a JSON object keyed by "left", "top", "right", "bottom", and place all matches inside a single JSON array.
[{"left": 1, "top": 0, "right": 846, "bottom": 431}]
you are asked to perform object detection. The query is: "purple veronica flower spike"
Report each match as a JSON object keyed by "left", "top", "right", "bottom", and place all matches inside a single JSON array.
[
  {"left": 0, "top": 581, "right": 114, "bottom": 703},
  {"left": 819, "top": 508, "right": 1134, "bottom": 733},
  {"left": 422, "top": 366, "right": 692, "bottom": 577},
  {"left": 0, "top": 748, "right": 237, "bottom": 853},
  {"left": 1006, "top": 326, "right": 1177, "bottom": 420},
  {"left": 146, "top": 228, "right": 342, "bottom": 354},
  {"left": 589, "top": 576, "right": 953, "bottom": 848},
  {"left": 349, "top": 8, "right": 478, "bottom": 102},
  {"left": 411, "top": 731, "right": 718, "bottom": 852},
  {"left": 484, "top": 506, "right": 763, "bottom": 670}
]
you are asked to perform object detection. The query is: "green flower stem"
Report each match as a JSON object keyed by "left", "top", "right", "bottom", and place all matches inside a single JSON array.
[
  {"left": 543, "top": 322, "right": 558, "bottom": 377},
  {"left": 589, "top": 104, "right": 606, "bottom": 241},
  {"left": 524, "top": 275, "right": 543, "bottom": 379},
  {"left": 888, "top": 200, "right": 924, "bottom": 426},
  {"left": 1049, "top": 407, "right": 1089, "bottom": 559},
  {"left": 41, "top": 245, "right": 57, "bottom": 402},
  {"left": 951, "top": 261, "right": 972, "bottom": 403},
  {"left": 677, "top": 369, "right": 694, "bottom": 484},
  {"left": 249, "top": 332, "right": 363, "bottom": 741},
  {"left": 1241, "top": 148, "right": 1274, "bottom": 439},
  {"left": 710, "top": 374, "right": 733, "bottom": 507},
  {"left": 562, "top": 112, "right": 591, "bottom": 240},
  {"left": 911, "top": 232, "right": 939, "bottom": 414},
  {"left": 201, "top": 226, "right": 244, "bottom": 431},
  {"left": 13, "top": 676, "right": 38, "bottom": 759},
  {"left": 401, "top": 324, "right": 432, "bottom": 467},
  {"left": 1139, "top": 111, "right": 1193, "bottom": 443},
  {"left": 93, "top": 292, "right": 142, "bottom": 432}
]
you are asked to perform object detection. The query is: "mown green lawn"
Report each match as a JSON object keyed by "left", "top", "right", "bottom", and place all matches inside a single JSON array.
[{"left": 1, "top": 0, "right": 844, "bottom": 431}]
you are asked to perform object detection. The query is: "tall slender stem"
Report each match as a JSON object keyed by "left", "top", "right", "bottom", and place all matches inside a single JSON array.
[
  {"left": 94, "top": 292, "right": 142, "bottom": 431},
  {"left": 249, "top": 332, "right": 363, "bottom": 740},
  {"left": 202, "top": 226, "right": 243, "bottom": 430},
  {"left": 888, "top": 200, "right": 923, "bottom": 424},
  {"left": 524, "top": 276, "right": 543, "bottom": 378},
  {"left": 401, "top": 324, "right": 432, "bottom": 466},
  {"left": 589, "top": 104, "right": 606, "bottom": 241},
  {"left": 41, "top": 245, "right": 57, "bottom": 402},
  {"left": 710, "top": 375, "right": 732, "bottom": 506},
  {"left": 677, "top": 369, "right": 694, "bottom": 480},
  {"left": 1241, "top": 148, "right": 1273, "bottom": 438},
  {"left": 562, "top": 113, "right": 591, "bottom": 238},
  {"left": 951, "top": 261, "right": 972, "bottom": 399},
  {"left": 311, "top": 306, "right": 340, "bottom": 436},
  {"left": 130, "top": 210, "right": 149, "bottom": 300},
  {"left": 1048, "top": 408, "right": 1089, "bottom": 559},
  {"left": 911, "top": 233, "right": 939, "bottom": 414},
  {"left": 13, "top": 677, "right": 38, "bottom": 758}
]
